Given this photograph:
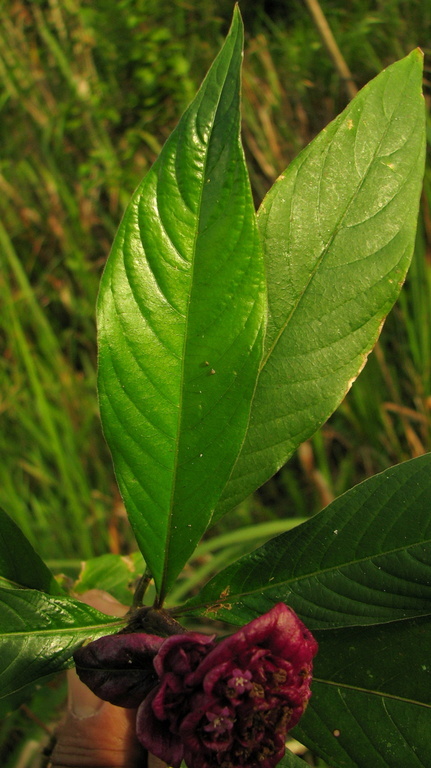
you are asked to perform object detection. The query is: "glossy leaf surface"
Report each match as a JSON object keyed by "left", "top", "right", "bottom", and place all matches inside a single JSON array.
[
  {"left": 214, "top": 50, "right": 425, "bottom": 519},
  {"left": 181, "top": 454, "right": 431, "bottom": 629},
  {"left": 0, "top": 588, "right": 123, "bottom": 710},
  {"left": 0, "top": 506, "right": 62, "bottom": 594},
  {"left": 295, "top": 617, "right": 431, "bottom": 767},
  {"left": 97, "top": 7, "right": 265, "bottom": 598}
]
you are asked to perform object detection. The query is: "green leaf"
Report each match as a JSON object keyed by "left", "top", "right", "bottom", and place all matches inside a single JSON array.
[
  {"left": 0, "top": 506, "right": 62, "bottom": 594},
  {"left": 214, "top": 49, "right": 426, "bottom": 519},
  {"left": 277, "top": 749, "right": 310, "bottom": 768},
  {"left": 180, "top": 454, "right": 431, "bottom": 629},
  {"left": 97, "top": 6, "right": 265, "bottom": 599},
  {"left": 0, "top": 680, "right": 47, "bottom": 719},
  {"left": 74, "top": 552, "right": 145, "bottom": 605},
  {"left": 294, "top": 617, "right": 431, "bottom": 768},
  {"left": 0, "top": 588, "right": 123, "bottom": 709}
]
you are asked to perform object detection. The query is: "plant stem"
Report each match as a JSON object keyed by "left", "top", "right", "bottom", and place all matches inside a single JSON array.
[{"left": 133, "top": 568, "right": 153, "bottom": 607}]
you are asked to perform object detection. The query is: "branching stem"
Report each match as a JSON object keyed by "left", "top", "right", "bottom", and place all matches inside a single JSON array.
[{"left": 133, "top": 567, "right": 153, "bottom": 607}]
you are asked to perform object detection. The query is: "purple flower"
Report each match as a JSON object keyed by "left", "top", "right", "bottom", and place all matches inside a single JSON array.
[
  {"left": 74, "top": 603, "right": 317, "bottom": 768},
  {"left": 138, "top": 603, "right": 317, "bottom": 768}
]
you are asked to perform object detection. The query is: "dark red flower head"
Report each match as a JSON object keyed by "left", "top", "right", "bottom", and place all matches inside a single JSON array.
[{"left": 74, "top": 603, "right": 317, "bottom": 768}]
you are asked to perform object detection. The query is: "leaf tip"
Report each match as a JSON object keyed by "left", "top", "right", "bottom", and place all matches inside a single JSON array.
[
  {"left": 231, "top": 3, "right": 244, "bottom": 35},
  {"left": 413, "top": 46, "right": 424, "bottom": 61},
  {"left": 405, "top": 46, "right": 424, "bottom": 75}
]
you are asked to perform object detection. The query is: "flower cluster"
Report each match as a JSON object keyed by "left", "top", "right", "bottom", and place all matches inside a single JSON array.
[{"left": 74, "top": 603, "right": 317, "bottom": 768}]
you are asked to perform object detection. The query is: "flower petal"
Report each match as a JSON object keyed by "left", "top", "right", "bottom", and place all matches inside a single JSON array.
[
  {"left": 74, "top": 632, "right": 163, "bottom": 707},
  {"left": 137, "top": 686, "right": 184, "bottom": 768},
  {"left": 188, "top": 603, "right": 317, "bottom": 688},
  {"left": 153, "top": 632, "right": 216, "bottom": 677}
]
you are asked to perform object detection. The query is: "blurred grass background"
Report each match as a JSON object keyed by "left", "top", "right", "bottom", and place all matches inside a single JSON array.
[
  {"left": 1, "top": 0, "right": 430, "bottom": 566},
  {"left": 1, "top": 0, "right": 430, "bottom": 765}
]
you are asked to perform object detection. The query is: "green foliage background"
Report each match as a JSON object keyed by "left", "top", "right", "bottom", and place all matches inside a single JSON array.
[
  {"left": 0, "top": 0, "right": 431, "bottom": 559},
  {"left": 0, "top": 0, "right": 430, "bottom": 561},
  {"left": 0, "top": 2, "right": 430, "bottom": 767}
]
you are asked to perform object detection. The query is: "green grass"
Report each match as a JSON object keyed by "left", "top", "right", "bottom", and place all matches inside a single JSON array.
[
  {"left": 0, "top": 0, "right": 219, "bottom": 562},
  {"left": 0, "top": 0, "right": 430, "bottom": 566},
  {"left": 7, "top": 5, "right": 431, "bottom": 764}
]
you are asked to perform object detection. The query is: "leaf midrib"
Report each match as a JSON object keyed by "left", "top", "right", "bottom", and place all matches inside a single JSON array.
[
  {"left": 1, "top": 619, "right": 124, "bottom": 639},
  {"left": 313, "top": 677, "right": 431, "bottom": 709},
  {"left": 159, "top": 27, "right": 241, "bottom": 602},
  {"left": 258, "top": 64, "right": 416, "bottom": 374},
  {"left": 178, "top": 531, "right": 431, "bottom": 615}
]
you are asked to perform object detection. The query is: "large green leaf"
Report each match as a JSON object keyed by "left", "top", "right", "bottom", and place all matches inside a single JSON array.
[
  {"left": 0, "top": 506, "right": 62, "bottom": 594},
  {"left": 294, "top": 617, "right": 431, "bottom": 768},
  {"left": 97, "top": 7, "right": 265, "bottom": 600},
  {"left": 213, "top": 50, "right": 425, "bottom": 520},
  {"left": 179, "top": 454, "right": 431, "bottom": 629},
  {"left": 0, "top": 588, "right": 123, "bottom": 712}
]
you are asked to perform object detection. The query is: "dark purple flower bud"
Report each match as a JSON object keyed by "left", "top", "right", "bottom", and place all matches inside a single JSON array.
[
  {"left": 137, "top": 603, "right": 318, "bottom": 768},
  {"left": 73, "top": 629, "right": 215, "bottom": 711},
  {"left": 74, "top": 632, "right": 164, "bottom": 708}
]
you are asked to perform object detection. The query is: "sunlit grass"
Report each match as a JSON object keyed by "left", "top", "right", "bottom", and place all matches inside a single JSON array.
[{"left": 0, "top": 0, "right": 429, "bottom": 562}]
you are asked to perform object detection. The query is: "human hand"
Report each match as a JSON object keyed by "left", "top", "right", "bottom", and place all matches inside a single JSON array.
[{"left": 49, "top": 590, "right": 166, "bottom": 768}]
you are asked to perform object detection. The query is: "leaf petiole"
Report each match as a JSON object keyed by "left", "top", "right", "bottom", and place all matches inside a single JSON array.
[{"left": 132, "top": 567, "right": 153, "bottom": 608}]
